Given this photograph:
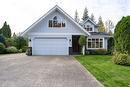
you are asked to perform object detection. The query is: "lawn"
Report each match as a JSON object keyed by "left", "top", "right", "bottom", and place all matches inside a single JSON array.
[{"left": 75, "top": 55, "right": 130, "bottom": 87}]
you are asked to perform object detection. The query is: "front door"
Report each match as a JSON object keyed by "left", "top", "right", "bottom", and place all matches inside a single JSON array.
[{"left": 72, "top": 35, "right": 80, "bottom": 54}]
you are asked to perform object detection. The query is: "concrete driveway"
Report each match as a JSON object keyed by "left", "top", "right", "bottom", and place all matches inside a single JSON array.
[{"left": 0, "top": 54, "right": 103, "bottom": 87}]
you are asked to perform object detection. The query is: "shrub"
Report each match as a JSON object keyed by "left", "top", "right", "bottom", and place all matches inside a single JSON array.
[
  {"left": 0, "top": 35, "right": 5, "bottom": 44},
  {"left": 114, "top": 16, "right": 130, "bottom": 54},
  {"left": 6, "top": 46, "right": 18, "bottom": 53},
  {"left": 18, "top": 49, "right": 22, "bottom": 53},
  {"left": 22, "top": 46, "right": 27, "bottom": 52},
  {"left": 108, "top": 37, "right": 114, "bottom": 54},
  {"left": 5, "top": 38, "right": 15, "bottom": 47},
  {"left": 15, "top": 36, "right": 27, "bottom": 50},
  {"left": 113, "top": 51, "right": 130, "bottom": 65},
  {"left": 89, "top": 49, "right": 108, "bottom": 55},
  {"left": 0, "top": 43, "right": 6, "bottom": 54}
]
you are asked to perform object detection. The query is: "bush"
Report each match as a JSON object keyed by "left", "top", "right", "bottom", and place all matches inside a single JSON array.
[
  {"left": 22, "top": 46, "right": 27, "bottom": 52},
  {"left": 6, "top": 46, "right": 18, "bottom": 53},
  {"left": 5, "top": 38, "right": 15, "bottom": 47},
  {"left": 0, "top": 35, "right": 5, "bottom": 44},
  {"left": 0, "top": 43, "right": 6, "bottom": 54},
  {"left": 18, "top": 49, "right": 22, "bottom": 53},
  {"left": 108, "top": 37, "right": 114, "bottom": 54},
  {"left": 114, "top": 16, "right": 130, "bottom": 54},
  {"left": 89, "top": 49, "right": 108, "bottom": 55},
  {"left": 113, "top": 51, "right": 130, "bottom": 65}
]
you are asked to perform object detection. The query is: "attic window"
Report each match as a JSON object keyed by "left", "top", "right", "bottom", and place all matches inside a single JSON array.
[
  {"left": 85, "top": 25, "right": 92, "bottom": 31},
  {"left": 48, "top": 16, "right": 65, "bottom": 28}
]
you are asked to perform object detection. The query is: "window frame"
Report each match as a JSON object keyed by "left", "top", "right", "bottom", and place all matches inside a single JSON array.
[
  {"left": 48, "top": 15, "right": 66, "bottom": 28},
  {"left": 87, "top": 38, "right": 103, "bottom": 49}
]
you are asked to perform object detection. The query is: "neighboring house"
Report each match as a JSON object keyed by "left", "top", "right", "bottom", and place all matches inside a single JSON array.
[{"left": 21, "top": 5, "right": 110, "bottom": 55}]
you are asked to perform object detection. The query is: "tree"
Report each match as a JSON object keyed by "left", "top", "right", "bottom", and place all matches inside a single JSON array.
[
  {"left": 114, "top": 16, "right": 130, "bottom": 54},
  {"left": 105, "top": 20, "right": 114, "bottom": 34},
  {"left": 98, "top": 16, "right": 105, "bottom": 32},
  {"left": 82, "top": 7, "right": 89, "bottom": 21},
  {"left": 15, "top": 36, "right": 27, "bottom": 50},
  {"left": 79, "top": 35, "right": 86, "bottom": 55},
  {"left": 0, "top": 35, "right": 5, "bottom": 44},
  {"left": 90, "top": 13, "right": 95, "bottom": 22},
  {"left": 13, "top": 32, "right": 17, "bottom": 39},
  {"left": 1, "top": 21, "right": 11, "bottom": 38},
  {"left": 74, "top": 10, "right": 80, "bottom": 23},
  {"left": 5, "top": 38, "right": 15, "bottom": 47}
]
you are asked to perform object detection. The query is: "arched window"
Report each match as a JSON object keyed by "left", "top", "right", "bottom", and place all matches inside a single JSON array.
[{"left": 48, "top": 16, "right": 65, "bottom": 28}]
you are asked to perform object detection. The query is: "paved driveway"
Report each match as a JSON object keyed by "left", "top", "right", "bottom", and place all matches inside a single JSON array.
[{"left": 0, "top": 54, "right": 103, "bottom": 87}]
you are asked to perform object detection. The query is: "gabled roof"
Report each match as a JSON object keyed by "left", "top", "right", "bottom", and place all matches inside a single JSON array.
[
  {"left": 21, "top": 5, "right": 90, "bottom": 36},
  {"left": 81, "top": 17, "right": 98, "bottom": 27}
]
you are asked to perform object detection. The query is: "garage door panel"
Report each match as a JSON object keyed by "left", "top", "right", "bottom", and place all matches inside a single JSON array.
[{"left": 32, "top": 38, "right": 68, "bottom": 55}]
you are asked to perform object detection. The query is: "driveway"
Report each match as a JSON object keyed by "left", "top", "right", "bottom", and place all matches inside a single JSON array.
[{"left": 0, "top": 54, "right": 103, "bottom": 87}]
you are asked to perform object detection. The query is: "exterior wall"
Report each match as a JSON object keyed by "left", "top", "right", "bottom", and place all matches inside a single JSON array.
[
  {"left": 28, "top": 11, "right": 86, "bottom": 35},
  {"left": 83, "top": 20, "right": 98, "bottom": 32}
]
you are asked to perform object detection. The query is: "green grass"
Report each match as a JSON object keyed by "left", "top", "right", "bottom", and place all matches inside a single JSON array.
[{"left": 75, "top": 55, "right": 130, "bottom": 87}]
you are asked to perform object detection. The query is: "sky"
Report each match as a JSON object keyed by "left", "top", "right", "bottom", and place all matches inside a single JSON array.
[{"left": 0, "top": 0, "right": 129, "bottom": 34}]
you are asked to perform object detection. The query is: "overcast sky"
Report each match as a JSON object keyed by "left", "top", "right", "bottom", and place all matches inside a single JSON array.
[{"left": 0, "top": 0, "right": 129, "bottom": 33}]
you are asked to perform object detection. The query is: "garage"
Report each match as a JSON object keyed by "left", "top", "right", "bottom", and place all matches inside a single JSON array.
[{"left": 32, "top": 37, "right": 68, "bottom": 55}]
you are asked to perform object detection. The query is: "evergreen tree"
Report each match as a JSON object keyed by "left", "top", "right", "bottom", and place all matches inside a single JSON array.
[
  {"left": 82, "top": 7, "right": 89, "bottom": 21},
  {"left": 74, "top": 10, "right": 80, "bottom": 23},
  {"left": 13, "top": 32, "right": 17, "bottom": 38},
  {"left": 98, "top": 16, "right": 105, "bottom": 32},
  {"left": 90, "top": 13, "right": 95, "bottom": 22},
  {"left": 1, "top": 21, "right": 11, "bottom": 38},
  {"left": 114, "top": 16, "right": 130, "bottom": 54}
]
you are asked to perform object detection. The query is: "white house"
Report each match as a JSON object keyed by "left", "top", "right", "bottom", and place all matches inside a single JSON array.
[{"left": 21, "top": 5, "right": 110, "bottom": 55}]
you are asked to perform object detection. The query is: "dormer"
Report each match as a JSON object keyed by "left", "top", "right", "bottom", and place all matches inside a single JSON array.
[{"left": 81, "top": 18, "right": 98, "bottom": 32}]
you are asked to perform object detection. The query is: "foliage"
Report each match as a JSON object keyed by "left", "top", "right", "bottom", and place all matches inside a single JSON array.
[
  {"left": 5, "top": 38, "right": 15, "bottom": 47},
  {"left": 6, "top": 46, "right": 18, "bottom": 53},
  {"left": 98, "top": 16, "right": 105, "bottom": 32},
  {"left": 78, "top": 35, "right": 86, "bottom": 46},
  {"left": 22, "top": 46, "right": 27, "bottom": 52},
  {"left": 13, "top": 32, "right": 17, "bottom": 39},
  {"left": 90, "top": 13, "right": 95, "bottom": 22},
  {"left": 18, "top": 49, "right": 22, "bottom": 53},
  {"left": 15, "top": 36, "right": 27, "bottom": 50},
  {"left": 74, "top": 10, "right": 80, "bottom": 23},
  {"left": 0, "top": 43, "right": 6, "bottom": 54},
  {"left": 107, "top": 37, "right": 114, "bottom": 54},
  {"left": 0, "top": 35, "right": 5, "bottom": 44},
  {"left": 113, "top": 51, "right": 130, "bottom": 65},
  {"left": 105, "top": 20, "right": 114, "bottom": 34},
  {"left": 88, "top": 49, "right": 107, "bottom": 55},
  {"left": 0, "top": 21, "right": 11, "bottom": 38},
  {"left": 114, "top": 16, "right": 130, "bottom": 54},
  {"left": 82, "top": 7, "right": 89, "bottom": 21}
]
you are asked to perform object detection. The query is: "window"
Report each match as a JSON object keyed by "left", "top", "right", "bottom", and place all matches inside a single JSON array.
[
  {"left": 87, "top": 38, "right": 103, "bottom": 48},
  {"left": 84, "top": 25, "right": 92, "bottom": 31},
  {"left": 48, "top": 16, "right": 66, "bottom": 28}
]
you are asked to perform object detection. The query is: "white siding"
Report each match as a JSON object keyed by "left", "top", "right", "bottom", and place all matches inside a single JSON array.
[{"left": 28, "top": 11, "right": 86, "bottom": 35}]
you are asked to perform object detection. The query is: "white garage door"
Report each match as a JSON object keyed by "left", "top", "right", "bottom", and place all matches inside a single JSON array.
[{"left": 32, "top": 37, "right": 68, "bottom": 55}]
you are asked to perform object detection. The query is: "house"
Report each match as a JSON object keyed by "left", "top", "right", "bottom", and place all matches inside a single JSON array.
[{"left": 21, "top": 5, "right": 110, "bottom": 55}]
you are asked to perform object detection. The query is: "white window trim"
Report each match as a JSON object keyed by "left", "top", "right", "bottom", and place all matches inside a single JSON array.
[
  {"left": 48, "top": 15, "right": 66, "bottom": 29},
  {"left": 87, "top": 38, "right": 104, "bottom": 49}
]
